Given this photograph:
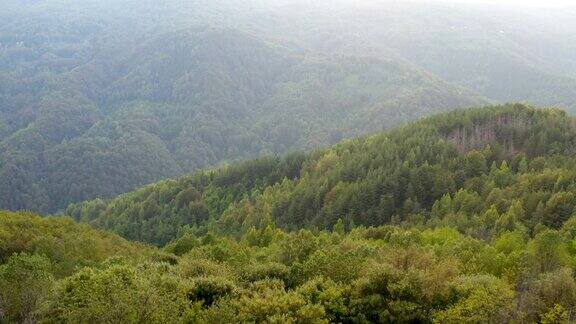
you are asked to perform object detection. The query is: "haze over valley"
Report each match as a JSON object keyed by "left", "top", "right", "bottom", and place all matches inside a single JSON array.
[{"left": 2, "top": 0, "right": 576, "bottom": 212}]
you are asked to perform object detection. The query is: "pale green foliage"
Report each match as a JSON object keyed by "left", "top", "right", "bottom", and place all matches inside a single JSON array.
[
  {"left": 42, "top": 263, "right": 189, "bottom": 323},
  {"left": 0, "top": 253, "right": 54, "bottom": 323},
  {"left": 433, "top": 275, "right": 515, "bottom": 323}
]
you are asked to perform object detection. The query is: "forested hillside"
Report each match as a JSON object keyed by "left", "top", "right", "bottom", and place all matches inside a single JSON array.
[
  {"left": 6, "top": 105, "right": 576, "bottom": 322},
  {"left": 3, "top": 0, "right": 576, "bottom": 213},
  {"left": 68, "top": 104, "right": 576, "bottom": 245},
  {"left": 0, "top": 1, "right": 488, "bottom": 213}
]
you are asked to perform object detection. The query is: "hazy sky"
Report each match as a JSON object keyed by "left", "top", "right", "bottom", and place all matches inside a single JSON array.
[{"left": 436, "top": 0, "right": 576, "bottom": 6}]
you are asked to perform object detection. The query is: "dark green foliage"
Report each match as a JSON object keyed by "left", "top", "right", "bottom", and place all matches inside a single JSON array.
[{"left": 66, "top": 154, "right": 306, "bottom": 245}]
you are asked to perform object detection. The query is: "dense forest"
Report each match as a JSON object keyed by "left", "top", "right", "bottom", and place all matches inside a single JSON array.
[
  {"left": 68, "top": 104, "right": 576, "bottom": 245},
  {"left": 3, "top": 0, "right": 576, "bottom": 213},
  {"left": 4, "top": 0, "right": 576, "bottom": 322},
  {"left": 5, "top": 209, "right": 576, "bottom": 323},
  {"left": 4, "top": 105, "right": 576, "bottom": 322}
]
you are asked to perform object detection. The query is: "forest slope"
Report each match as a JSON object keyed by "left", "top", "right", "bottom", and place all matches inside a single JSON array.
[
  {"left": 0, "top": 25, "right": 486, "bottom": 214},
  {"left": 5, "top": 0, "right": 576, "bottom": 214},
  {"left": 67, "top": 104, "right": 576, "bottom": 245}
]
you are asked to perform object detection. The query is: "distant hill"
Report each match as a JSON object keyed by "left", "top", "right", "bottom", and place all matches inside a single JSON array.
[
  {"left": 3, "top": 0, "right": 576, "bottom": 214},
  {"left": 0, "top": 26, "right": 487, "bottom": 213}
]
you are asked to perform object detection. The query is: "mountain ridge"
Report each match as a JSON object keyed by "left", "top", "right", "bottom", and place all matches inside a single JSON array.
[
  {"left": 66, "top": 103, "right": 576, "bottom": 245},
  {"left": 0, "top": 26, "right": 488, "bottom": 213},
  {"left": 3, "top": 0, "right": 576, "bottom": 216}
]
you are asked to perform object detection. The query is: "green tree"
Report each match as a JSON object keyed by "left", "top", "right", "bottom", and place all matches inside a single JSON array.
[
  {"left": 544, "top": 192, "right": 576, "bottom": 228},
  {"left": 530, "top": 230, "right": 570, "bottom": 273},
  {"left": 433, "top": 275, "right": 515, "bottom": 323},
  {"left": 0, "top": 253, "right": 54, "bottom": 323}
]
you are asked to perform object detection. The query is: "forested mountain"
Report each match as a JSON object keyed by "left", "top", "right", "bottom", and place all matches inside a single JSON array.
[
  {"left": 67, "top": 104, "right": 576, "bottom": 245},
  {"left": 2, "top": 0, "right": 576, "bottom": 213},
  {"left": 0, "top": 1, "right": 488, "bottom": 214},
  {"left": 5, "top": 0, "right": 576, "bottom": 321},
  {"left": 333, "top": 2, "right": 576, "bottom": 107},
  {"left": 7, "top": 104, "right": 576, "bottom": 322}
]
